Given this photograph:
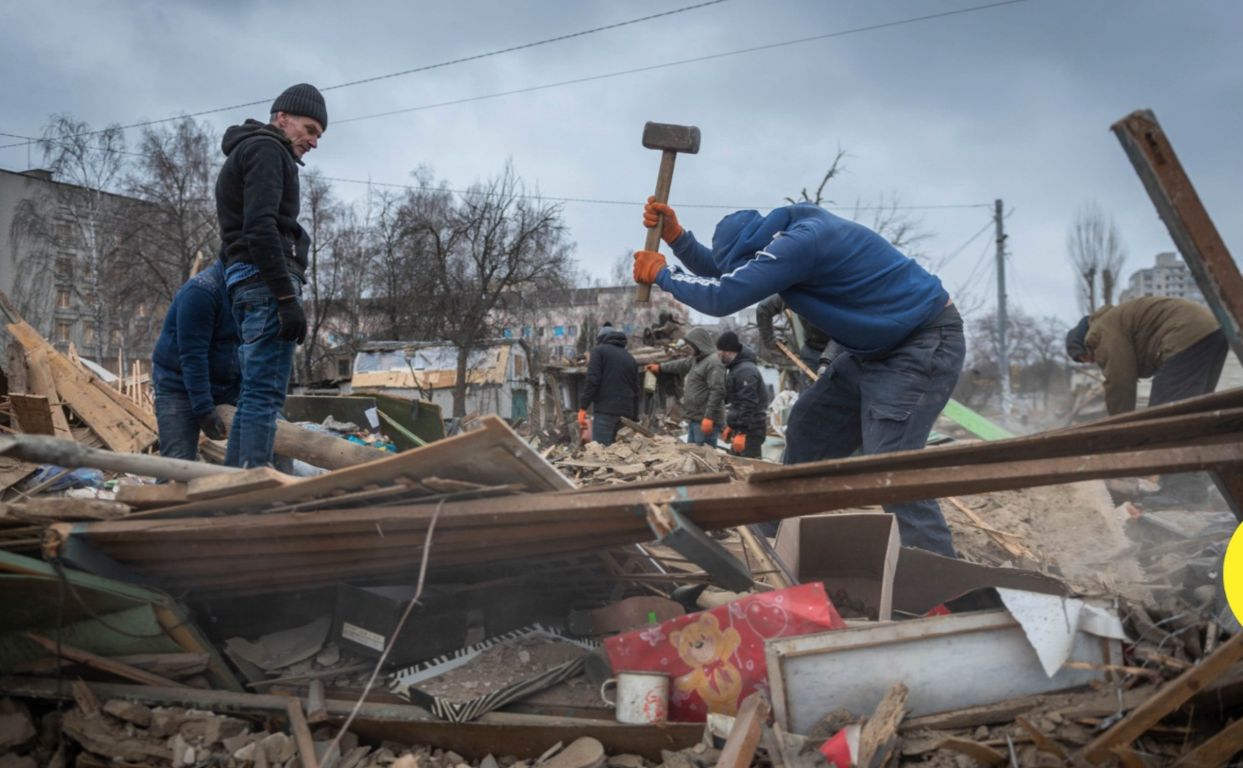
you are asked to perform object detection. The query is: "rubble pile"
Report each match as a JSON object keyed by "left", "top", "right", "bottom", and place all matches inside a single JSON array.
[{"left": 545, "top": 432, "right": 745, "bottom": 486}]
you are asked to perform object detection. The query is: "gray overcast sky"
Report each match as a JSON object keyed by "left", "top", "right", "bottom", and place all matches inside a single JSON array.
[{"left": 2, "top": 0, "right": 1240, "bottom": 331}]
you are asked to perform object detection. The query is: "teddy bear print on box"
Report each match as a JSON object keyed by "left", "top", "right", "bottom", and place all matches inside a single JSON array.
[{"left": 604, "top": 583, "right": 844, "bottom": 721}]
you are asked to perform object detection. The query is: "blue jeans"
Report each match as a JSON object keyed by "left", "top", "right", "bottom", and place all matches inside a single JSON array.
[
  {"left": 687, "top": 420, "right": 718, "bottom": 447},
  {"left": 225, "top": 282, "right": 297, "bottom": 468},
  {"left": 153, "top": 370, "right": 201, "bottom": 461},
  {"left": 783, "top": 320, "right": 966, "bottom": 557},
  {"left": 592, "top": 413, "right": 622, "bottom": 446}
]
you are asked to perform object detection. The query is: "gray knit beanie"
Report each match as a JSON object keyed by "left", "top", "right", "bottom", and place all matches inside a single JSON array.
[{"left": 271, "top": 83, "right": 328, "bottom": 130}]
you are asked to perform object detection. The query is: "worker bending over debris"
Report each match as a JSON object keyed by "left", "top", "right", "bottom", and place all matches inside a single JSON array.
[
  {"left": 1066, "top": 296, "right": 1227, "bottom": 504},
  {"left": 579, "top": 325, "right": 640, "bottom": 446},
  {"left": 1066, "top": 296, "right": 1226, "bottom": 416},
  {"left": 635, "top": 199, "right": 963, "bottom": 556},
  {"left": 216, "top": 83, "right": 327, "bottom": 468},
  {"left": 714, "top": 330, "right": 768, "bottom": 458},
  {"left": 646, "top": 326, "right": 725, "bottom": 447},
  {"left": 151, "top": 261, "right": 240, "bottom": 460}
]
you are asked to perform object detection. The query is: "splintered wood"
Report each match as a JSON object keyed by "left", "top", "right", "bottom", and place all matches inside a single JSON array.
[{"left": 546, "top": 432, "right": 745, "bottom": 486}]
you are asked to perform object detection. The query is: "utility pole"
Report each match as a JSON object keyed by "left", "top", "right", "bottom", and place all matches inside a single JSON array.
[{"left": 994, "top": 199, "right": 1012, "bottom": 419}]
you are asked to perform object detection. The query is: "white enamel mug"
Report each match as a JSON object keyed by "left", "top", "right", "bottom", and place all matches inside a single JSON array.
[{"left": 600, "top": 670, "right": 670, "bottom": 724}]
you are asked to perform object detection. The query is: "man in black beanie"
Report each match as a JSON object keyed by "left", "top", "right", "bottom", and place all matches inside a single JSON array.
[
  {"left": 216, "top": 83, "right": 327, "bottom": 468},
  {"left": 716, "top": 330, "right": 768, "bottom": 458}
]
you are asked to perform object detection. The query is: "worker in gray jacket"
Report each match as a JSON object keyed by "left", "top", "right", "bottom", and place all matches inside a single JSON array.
[{"left": 646, "top": 326, "right": 726, "bottom": 446}]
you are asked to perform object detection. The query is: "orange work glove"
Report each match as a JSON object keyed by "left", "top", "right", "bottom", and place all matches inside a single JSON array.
[
  {"left": 731, "top": 432, "right": 746, "bottom": 454},
  {"left": 721, "top": 427, "right": 733, "bottom": 444},
  {"left": 577, "top": 409, "right": 589, "bottom": 428},
  {"left": 700, "top": 418, "right": 714, "bottom": 436},
  {"left": 634, "top": 250, "right": 667, "bottom": 285},
  {"left": 645, "top": 363, "right": 661, "bottom": 374},
  {"left": 643, "top": 197, "right": 684, "bottom": 245}
]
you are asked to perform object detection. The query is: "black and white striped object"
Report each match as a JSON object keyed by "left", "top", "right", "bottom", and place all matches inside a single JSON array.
[{"left": 389, "top": 624, "right": 598, "bottom": 722}]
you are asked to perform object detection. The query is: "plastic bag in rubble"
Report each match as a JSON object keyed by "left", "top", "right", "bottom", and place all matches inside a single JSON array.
[{"left": 19, "top": 465, "right": 105, "bottom": 492}]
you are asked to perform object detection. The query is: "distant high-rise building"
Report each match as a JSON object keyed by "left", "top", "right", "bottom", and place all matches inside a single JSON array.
[{"left": 1118, "top": 251, "right": 1205, "bottom": 304}]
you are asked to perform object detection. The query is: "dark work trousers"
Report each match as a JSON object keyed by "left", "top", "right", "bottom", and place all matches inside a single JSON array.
[
  {"left": 592, "top": 413, "right": 622, "bottom": 446},
  {"left": 1150, "top": 329, "right": 1229, "bottom": 407},
  {"left": 783, "top": 319, "right": 966, "bottom": 557},
  {"left": 1150, "top": 328, "right": 1229, "bottom": 500}
]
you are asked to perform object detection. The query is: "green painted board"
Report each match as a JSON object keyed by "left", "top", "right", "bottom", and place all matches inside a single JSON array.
[
  {"left": 0, "top": 551, "right": 241, "bottom": 690},
  {"left": 940, "top": 399, "right": 1014, "bottom": 442}
]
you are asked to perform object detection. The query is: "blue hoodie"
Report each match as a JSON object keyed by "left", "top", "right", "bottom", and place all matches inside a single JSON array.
[
  {"left": 655, "top": 204, "right": 948, "bottom": 359},
  {"left": 151, "top": 261, "right": 241, "bottom": 417}
]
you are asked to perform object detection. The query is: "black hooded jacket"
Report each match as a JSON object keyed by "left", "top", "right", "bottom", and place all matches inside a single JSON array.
[
  {"left": 215, "top": 119, "right": 310, "bottom": 299},
  {"left": 581, "top": 329, "right": 640, "bottom": 418},
  {"left": 724, "top": 346, "right": 769, "bottom": 433}
]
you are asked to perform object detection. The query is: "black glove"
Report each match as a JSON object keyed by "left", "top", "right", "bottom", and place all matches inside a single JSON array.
[
  {"left": 198, "top": 411, "right": 228, "bottom": 440},
  {"left": 276, "top": 296, "right": 307, "bottom": 344}
]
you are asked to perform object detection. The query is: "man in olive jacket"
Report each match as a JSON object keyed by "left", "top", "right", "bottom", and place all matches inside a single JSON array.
[
  {"left": 1066, "top": 296, "right": 1226, "bottom": 415},
  {"left": 646, "top": 326, "right": 726, "bottom": 446}
]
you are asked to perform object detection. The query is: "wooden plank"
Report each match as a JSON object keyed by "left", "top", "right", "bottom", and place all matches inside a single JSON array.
[
  {"left": 23, "top": 346, "right": 71, "bottom": 439},
  {"left": 7, "top": 321, "right": 156, "bottom": 451},
  {"left": 1173, "top": 715, "right": 1243, "bottom": 767},
  {"left": 133, "top": 415, "right": 573, "bottom": 519},
  {"left": 48, "top": 439, "right": 1243, "bottom": 594},
  {"left": 187, "top": 466, "right": 294, "bottom": 500},
  {"left": 856, "top": 683, "right": 907, "bottom": 768},
  {"left": 0, "top": 677, "right": 704, "bottom": 761},
  {"left": 115, "top": 483, "right": 190, "bottom": 509},
  {"left": 737, "top": 525, "right": 794, "bottom": 589},
  {"left": 285, "top": 698, "right": 321, "bottom": 768},
  {"left": 936, "top": 738, "right": 1006, "bottom": 766},
  {"left": 750, "top": 402, "right": 1243, "bottom": 484},
  {"left": 9, "top": 394, "right": 56, "bottom": 435},
  {"left": 1079, "top": 631, "right": 1243, "bottom": 764},
  {"left": 945, "top": 496, "right": 1034, "bottom": 560},
  {"left": 25, "top": 632, "right": 188, "bottom": 688},
  {"left": 8, "top": 498, "right": 130, "bottom": 522},
  {"left": 714, "top": 693, "right": 769, "bottom": 768}
]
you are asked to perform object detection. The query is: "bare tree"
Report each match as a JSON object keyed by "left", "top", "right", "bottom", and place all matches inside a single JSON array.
[
  {"left": 11, "top": 115, "right": 135, "bottom": 362},
  {"left": 409, "top": 162, "right": 574, "bottom": 416},
  {"left": 1067, "top": 201, "right": 1127, "bottom": 313},
  {"left": 319, "top": 199, "right": 376, "bottom": 376},
  {"left": 785, "top": 148, "right": 846, "bottom": 206},
  {"left": 298, "top": 169, "right": 343, "bottom": 382},
  {"left": 125, "top": 117, "right": 219, "bottom": 303}
]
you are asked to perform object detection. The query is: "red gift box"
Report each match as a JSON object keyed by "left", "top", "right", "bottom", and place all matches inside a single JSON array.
[{"left": 604, "top": 583, "right": 843, "bottom": 721}]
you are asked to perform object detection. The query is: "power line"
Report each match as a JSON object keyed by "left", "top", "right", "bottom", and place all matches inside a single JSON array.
[
  {"left": 0, "top": 0, "right": 731, "bottom": 150},
  {"left": 322, "top": 174, "right": 991, "bottom": 211},
  {"left": 940, "top": 218, "right": 996, "bottom": 264},
  {"left": 333, "top": 0, "right": 1028, "bottom": 126},
  {"left": 0, "top": 0, "right": 1026, "bottom": 148}
]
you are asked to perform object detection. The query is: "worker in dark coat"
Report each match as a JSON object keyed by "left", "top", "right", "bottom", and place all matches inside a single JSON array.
[
  {"left": 715, "top": 331, "right": 768, "bottom": 458},
  {"left": 578, "top": 326, "right": 640, "bottom": 446}
]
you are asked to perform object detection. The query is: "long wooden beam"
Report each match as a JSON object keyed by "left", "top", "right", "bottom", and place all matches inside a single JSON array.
[{"left": 48, "top": 436, "right": 1243, "bottom": 594}]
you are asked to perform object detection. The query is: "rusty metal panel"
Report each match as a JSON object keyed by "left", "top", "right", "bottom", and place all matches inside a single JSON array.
[{"left": 1111, "top": 109, "right": 1243, "bottom": 361}]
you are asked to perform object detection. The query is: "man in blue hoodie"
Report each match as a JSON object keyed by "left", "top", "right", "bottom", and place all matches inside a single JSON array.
[
  {"left": 635, "top": 198, "right": 964, "bottom": 557},
  {"left": 215, "top": 84, "right": 325, "bottom": 468},
  {"left": 151, "top": 261, "right": 240, "bottom": 460}
]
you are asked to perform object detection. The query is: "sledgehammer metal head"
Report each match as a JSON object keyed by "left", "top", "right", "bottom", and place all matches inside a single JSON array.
[
  {"left": 642, "top": 122, "right": 701, "bottom": 154},
  {"left": 638, "top": 121, "right": 701, "bottom": 303}
]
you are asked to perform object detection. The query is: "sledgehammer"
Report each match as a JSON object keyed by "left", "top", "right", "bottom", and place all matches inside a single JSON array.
[{"left": 637, "top": 121, "right": 701, "bottom": 302}]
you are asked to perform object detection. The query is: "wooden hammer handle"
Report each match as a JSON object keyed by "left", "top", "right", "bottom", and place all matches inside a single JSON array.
[{"left": 637, "top": 150, "right": 678, "bottom": 302}]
